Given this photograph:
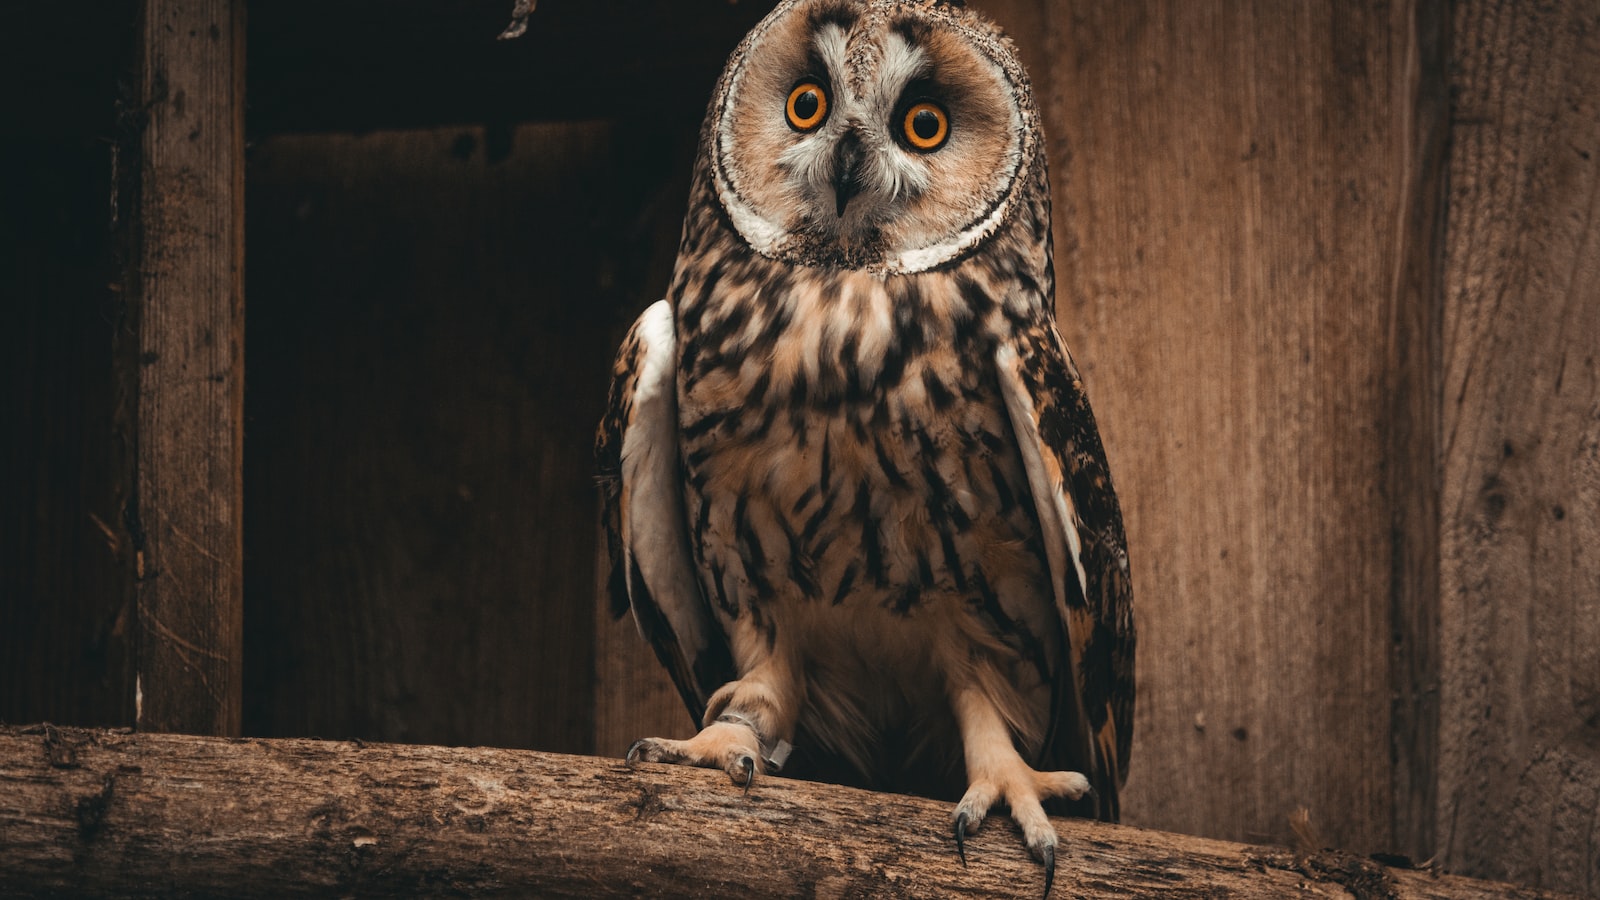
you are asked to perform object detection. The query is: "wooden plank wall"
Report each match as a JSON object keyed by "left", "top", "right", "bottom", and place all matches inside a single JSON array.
[
  {"left": 1439, "top": 0, "right": 1600, "bottom": 892},
  {"left": 975, "top": 0, "right": 1437, "bottom": 857}
]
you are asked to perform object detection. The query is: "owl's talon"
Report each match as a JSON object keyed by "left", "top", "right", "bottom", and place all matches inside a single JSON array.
[
  {"left": 954, "top": 811, "right": 970, "bottom": 867},
  {"left": 736, "top": 754, "right": 756, "bottom": 793},
  {"left": 951, "top": 729, "right": 1082, "bottom": 898},
  {"left": 625, "top": 739, "right": 646, "bottom": 765}
]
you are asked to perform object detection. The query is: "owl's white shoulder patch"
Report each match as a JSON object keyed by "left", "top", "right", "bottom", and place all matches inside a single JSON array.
[
  {"left": 993, "top": 340, "right": 1089, "bottom": 620},
  {"left": 620, "top": 300, "right": 717, "bottom": 674}
]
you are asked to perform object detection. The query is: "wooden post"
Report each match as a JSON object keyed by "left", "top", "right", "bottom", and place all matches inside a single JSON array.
[
  {"left": 130, "top": 0, "right": 246, "bottom": 736},
  {"left": 0, "top": 727, "right": 1580, "bottom": 899}
]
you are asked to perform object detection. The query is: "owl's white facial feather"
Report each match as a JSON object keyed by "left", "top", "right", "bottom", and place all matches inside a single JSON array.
[
  {"left": 711, "top": 0, "right": 1036, "bottom": 274},
  {"left": 777, "top": 30, "right": 934, "bottom": 232}
]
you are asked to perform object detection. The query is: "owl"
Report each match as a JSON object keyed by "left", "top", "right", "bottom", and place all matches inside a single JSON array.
[{"left": 596, "top": 0, "right": 1134, "bottom": 892}]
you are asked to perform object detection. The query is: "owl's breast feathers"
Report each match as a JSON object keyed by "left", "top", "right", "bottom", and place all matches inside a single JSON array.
[{"left": 673, "top": 225, "right": 1047, "bottom": 622}]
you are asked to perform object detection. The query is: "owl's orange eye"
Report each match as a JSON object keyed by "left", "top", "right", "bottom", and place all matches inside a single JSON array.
[
  {"left": 786, "top": 81, "right": 829, "bottom": 131},
  {"left": 901, "top": 101, "right": 949, "bottom": 151}
]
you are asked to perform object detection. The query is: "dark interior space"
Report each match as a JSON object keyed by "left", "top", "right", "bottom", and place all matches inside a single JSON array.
[
  {"left": 239, "top": 122, "right": 683, "bottom": 750},
  {"left": 236, "top": 1, "right": 766, "bottom": 751},
  {"left": 1, "top": 5, "right": 140, "bottom": 729}
]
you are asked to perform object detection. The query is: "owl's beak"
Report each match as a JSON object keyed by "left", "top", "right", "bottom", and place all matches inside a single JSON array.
[{"left": 831, "top": 130, "right": 865, "bottom": 217}]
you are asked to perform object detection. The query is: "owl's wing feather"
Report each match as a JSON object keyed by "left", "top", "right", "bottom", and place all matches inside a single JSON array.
[
  {"left": 597, "top": 299, "right": 732, "bottom": 726},
  {"left": 995, "top": 320, "right": 1136, "bottom": 822}
]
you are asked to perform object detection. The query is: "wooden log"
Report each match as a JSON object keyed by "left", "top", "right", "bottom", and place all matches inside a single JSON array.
[
  {"left": 0, "top": 727, "right": 1577, "bottom": 899},
  {"left": 130, "top": 0, "right": 246, "bottom": 735}
]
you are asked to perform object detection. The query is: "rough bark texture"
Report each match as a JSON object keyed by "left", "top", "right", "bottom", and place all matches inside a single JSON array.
[
  {"left": 0, "top": 727, "right": 1579, "bottom": 899},
  {"left": 131, "top": 0, "right": 247, "bottom": 736},
  {"left": 1438, "top": 0, "right": 1600, "bottom": 894}
]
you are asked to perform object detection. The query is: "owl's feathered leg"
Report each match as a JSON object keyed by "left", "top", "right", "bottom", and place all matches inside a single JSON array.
[
  {"left": 626, "top": 655, "right": 800, "bottom": 791},
  {"left": 950, "top": 686, "right": 1090, "bottom": 897}
]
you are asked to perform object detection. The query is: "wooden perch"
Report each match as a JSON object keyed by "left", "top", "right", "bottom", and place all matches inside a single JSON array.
[{"left": 0, "top": 726, "right": 1575, "bottom": 899}]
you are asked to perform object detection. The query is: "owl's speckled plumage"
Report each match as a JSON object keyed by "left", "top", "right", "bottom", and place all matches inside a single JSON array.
[{"left": 597, "top": 0, "right": 1133, "bottom": 890}]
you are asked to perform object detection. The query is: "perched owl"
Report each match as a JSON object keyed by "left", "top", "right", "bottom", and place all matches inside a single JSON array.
[{"left": 597, "top": 0, "right": 1133, "bottom": 892}]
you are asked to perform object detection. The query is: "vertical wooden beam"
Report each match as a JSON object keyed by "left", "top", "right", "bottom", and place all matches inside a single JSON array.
[
  {"left": 131, "top": 0, "right": 245, "bottom": 736},
  {"left": 1439, "top": 0, "right": 1600, "bottom": 892}
]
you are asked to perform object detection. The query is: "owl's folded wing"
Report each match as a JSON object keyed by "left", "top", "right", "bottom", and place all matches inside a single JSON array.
[
  {"left": 597, "top": 299, "right": 733, "bottom": 727},
  {"left": 994, "top": 319, "right": 1136, "bottom": 822}
]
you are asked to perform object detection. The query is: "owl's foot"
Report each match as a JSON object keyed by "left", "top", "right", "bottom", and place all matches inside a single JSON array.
[
  {"left": 951, "top": 763, "right": 1090, "bottom": 897},
  {"left": 626, "top": 718, "right": 777, "bottom": 791},
  {"left": 949, "top": 688, "right": 1090, "bottom": 897},
  {"left": 629, "top": 670, "right": 798, "bottom": 792}
]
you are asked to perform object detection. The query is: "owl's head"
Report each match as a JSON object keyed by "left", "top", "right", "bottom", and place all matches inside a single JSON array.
[{"left": 707, "top": 0, "right": 1041, "bottom": 274}]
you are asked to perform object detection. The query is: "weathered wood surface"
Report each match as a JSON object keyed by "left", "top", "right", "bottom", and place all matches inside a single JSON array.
[
  {"left": 131, "top": 0, "right": 246, "bottom": 736},
  {"left": 976, "top": 0, "right": 1447, "bottom": 858},
  {"left": 0, "top": 727, "right": 1578, "bottom": 899},
  {"left": 1438, "top": 0, "right": 1600, "bottom": 894}
]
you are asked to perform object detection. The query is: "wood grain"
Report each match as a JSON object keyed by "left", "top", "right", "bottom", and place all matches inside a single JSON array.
[
  {"left": 1384, "top": 0, "right": 1450, "bottom": 865},
  {"left": 0, "top": 726, "right": 1578, "bottom": 899},
  {"left": 131, "top": 0, "right": 246, "bottom": 736},
  {"left": 1438, "top": 0, "right": 1600, "bottom": 893},
  {"left": 994, "top": 0, "right": 1438, "bottom": 855}
]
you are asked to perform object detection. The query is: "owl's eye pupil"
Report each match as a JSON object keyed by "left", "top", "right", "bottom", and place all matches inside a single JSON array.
[
  {"left": 911, "top": 109, "right": 941, "bottom": 141},
  {"left": 794, "top": 91, "right": 819, "bottom": 120}
]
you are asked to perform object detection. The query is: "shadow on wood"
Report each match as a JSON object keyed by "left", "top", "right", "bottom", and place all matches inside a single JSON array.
[{"left": 0, "top": 726, "right": 1577, "bottom": 899}]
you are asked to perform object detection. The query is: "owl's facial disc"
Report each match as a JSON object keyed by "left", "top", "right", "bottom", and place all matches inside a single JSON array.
[{"left": 712, "top": 0, "right": 1032, "bottom": 274}]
